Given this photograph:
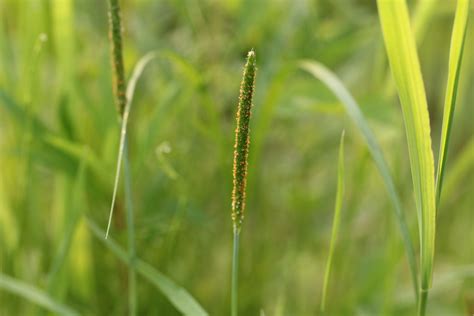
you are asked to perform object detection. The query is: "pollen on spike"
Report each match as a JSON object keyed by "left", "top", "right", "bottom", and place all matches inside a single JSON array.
[{"left": 231, "top": 50, "right": 257, "bottom": 232}]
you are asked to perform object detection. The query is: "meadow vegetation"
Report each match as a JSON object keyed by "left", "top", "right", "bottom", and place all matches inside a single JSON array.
[{"left": 0, "top": 0, "right": 473, "bottom": 315}]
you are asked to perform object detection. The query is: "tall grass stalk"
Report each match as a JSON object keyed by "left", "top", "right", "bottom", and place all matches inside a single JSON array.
[
  {"left": 378, "top": 1, "right": 436, "bottom": 312},
  {"left": 231, "top": 50, "right": 256, "bottom": 316},
  {"left": 377, "top": 0, "right": 470, "bottom": 314},
  {"left": 105, "top": 0, "right": 136, "bottom": 315}
]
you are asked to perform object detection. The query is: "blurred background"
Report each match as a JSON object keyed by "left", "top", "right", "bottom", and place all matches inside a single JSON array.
[{"left": 0, "top": 0, "right": 473, "bottom": 315}]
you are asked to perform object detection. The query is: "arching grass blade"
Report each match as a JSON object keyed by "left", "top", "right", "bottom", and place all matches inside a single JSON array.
[
  {"left": 300, "top": 60, "right": 419, "bottom": 300},
  {"left": 377, "top": 1, "right": 436, "bottom": 314}
]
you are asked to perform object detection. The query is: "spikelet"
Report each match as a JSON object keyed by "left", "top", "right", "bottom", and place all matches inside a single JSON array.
[
  {"left": 231, "top": 50, "right": 256, "bottom": 233},
  {"left": 108, "top": 0, "right": 127, "bottom": 118}
]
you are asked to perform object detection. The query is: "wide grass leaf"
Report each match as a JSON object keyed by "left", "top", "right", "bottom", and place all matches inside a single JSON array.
[
  {"left": 0, "top": 273, "right": 79, "bottom": 316},
  {"left": 377, "top": 0, "right": 436, "bottom": 312}
]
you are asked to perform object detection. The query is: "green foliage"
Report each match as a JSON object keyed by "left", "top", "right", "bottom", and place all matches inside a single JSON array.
[
  {"left": 301, "top": 61, "right": 419, "bottom": 300},
  {"left": 378, "top": 0, "right": 437, "bottom": 310},
  {"left": 0, "top": 274, "right": 79, "bottom": 316},
  {"left": 377, "top": 0, "right": 470, "bottom": 314},
  {"left": 87, "top": 219, "right": 208, "bottom": 316},
  {"left": 0, "top": 1, "right": 472, "bottom": 315}
]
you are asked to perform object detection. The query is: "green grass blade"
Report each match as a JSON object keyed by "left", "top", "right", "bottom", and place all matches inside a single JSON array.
[
  {"left": 105, "top": 52, "right": 159, "bottom": 238},
  {"left": 300, "top": 60, "right": 419, "bottom": 300},
  {"left": 103, "top": 51, "right": 159, "bottom": 315},
  {"left": 86, "top": 218, "right": 208, "bottom": 316},
  {"left": 0, "top": 273, "right": 79, "bottom": 316},
  {"left": 320, "top": 130, "right": 345, "bottom": 313},
  {"left": 377, "top": 0, "right": 436, "bottom": 313},
  {"left": 436, "top": 0, "right": 470, "bottom": 205}
]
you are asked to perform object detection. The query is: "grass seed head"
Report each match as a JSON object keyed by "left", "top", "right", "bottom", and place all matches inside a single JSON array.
[
  {"left": 108, "top": 0, "right": 127, "bottom": 118},
  {"left": 232, "top": 50, "right": 256, "bottom": 233}
]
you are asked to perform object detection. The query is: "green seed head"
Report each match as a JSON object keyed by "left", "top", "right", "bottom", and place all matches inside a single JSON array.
[
  {"left": 232, "top": 50, "right": 256, "bottom": 233},
  {"left": 108, "top": 0, "right": 127, "bottom": 118}
]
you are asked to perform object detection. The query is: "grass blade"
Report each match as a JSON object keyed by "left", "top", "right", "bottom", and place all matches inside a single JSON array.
[
  {"left": 105, "top": 51, "right": 158, "bottom": 239},
  {"left": 104, "top": 50, "right": 159, "bottom": 314},
  {"left": 377, "top": 1, "right": 436, "bottom": 314},
  {"left": 300, "top": 60, "right": 419, "bottom": 300},
  {"left": 435, "top": 0, "right": 470, "bottom": 205},
  {"left": 320, "top": 130, "right": 345, "bottom": 313},
  {"left": 0, "top": 274, "right": 79, "bottom": 316},
  {"left": 86, "top": 218, "right": 208, "bottom": 316}
]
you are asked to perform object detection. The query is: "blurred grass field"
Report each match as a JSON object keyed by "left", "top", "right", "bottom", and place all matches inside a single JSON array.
[{"left": 0, "top": 0, "right": 473, "bottom": 315}]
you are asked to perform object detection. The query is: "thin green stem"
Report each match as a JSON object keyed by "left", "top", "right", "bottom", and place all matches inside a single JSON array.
[
  {"left": 320, "top": 131, "right": 345, "bottom": 313},
  {"left": 231, "top": 228, "right": 240, "bottom": 316},
  {"left": 418, "top": 289, "right": 428, "bottom": 316},
  {"left": 123, "top": 139, "right": 137, "bottom": 316}
]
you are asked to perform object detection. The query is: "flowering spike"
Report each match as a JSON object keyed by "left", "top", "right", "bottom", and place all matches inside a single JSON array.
[
  {"left": 108, "top": 0, "right": 127, "bottom": 118},
  {"left": 231, "top": 50, "right": 257, "bottom": 233}
]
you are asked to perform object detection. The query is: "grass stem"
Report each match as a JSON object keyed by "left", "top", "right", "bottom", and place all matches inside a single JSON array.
[
  {"left": 418, "top": 289, "right": 428, "bottom": 316},
  {"left": 231, "top": 228, "right": 240, "bottom": 316},
  {"left": 123, "top": 139, "right": 136, "bottom": 316}
]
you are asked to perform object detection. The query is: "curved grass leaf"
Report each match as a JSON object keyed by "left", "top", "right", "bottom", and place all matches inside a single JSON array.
[
  {"left": 105, "top": 51, "right": 159, "bottom": 238},
  {"left": 320, "top": 130, "right": 345, "bottom": 313},
  {"left": 377, "top": 0, "right": 436, "bottom": 314},
  {"left": 105, "top": 50, "right": 208, "bottom": 238},
  {"left": 86, "top": 218, "right": 208, "bottom": 316},
  {"left": 0, "top": 273, "right": 79, "bottom": 316},
  {"left": 436, "top": 0, "right": 470, "bottom": 205},
  {"left": 300, "top": 60, "right": 418, "bottom": 300}
]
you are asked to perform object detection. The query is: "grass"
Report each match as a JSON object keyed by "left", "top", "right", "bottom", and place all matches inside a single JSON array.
[
  {"left": 0, "top": 1, "right": 472, "bottom": 315},
  {"left": 301, "top": 60, "right": 419, "bottom": 300},
  {"left": 377, "top": 0, "right": 470, "bottom": 314},
  {"left": 87, "top": 218, "right": 208, "bottom": 316},
  {"left": 231, "top": 50, "right": 257, "bottom": 316},
  {"left": 320, "top": 130, "right": 345, "bottom": 313},
  {"left": 104, "top": 1, "right": 137, "bottom": 315}
]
